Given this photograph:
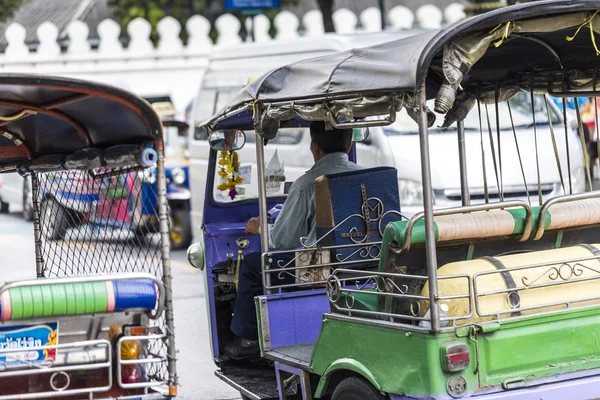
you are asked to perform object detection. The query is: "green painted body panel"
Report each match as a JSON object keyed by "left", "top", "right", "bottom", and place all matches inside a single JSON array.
[
  {"left": 310, "top": 317, "right": 477, "bottom": 398},
  {"left": 9, "top": 282, "right": 108, "bottom": 320},
  {"left": 311, "top": 307, "right": 600, "bottom": 398},
  {"left": 477, "top": 307, "right": 600, "bottom": 388}
]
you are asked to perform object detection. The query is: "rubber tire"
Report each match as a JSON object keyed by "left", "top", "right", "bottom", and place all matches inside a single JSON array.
[
  {"left": 0, "top": 200, "right": 8, "bottom": 214},
  {"left": 40, "top": 197, "right": 72, "bottom": 240},
  {"left": 22, "top": 178, "right": 33, "bottom": 221},
  {"left": 170, "top": 207, "right": 192, "bottom": 250},
  {"left": 331, "top": 377, "right": 386, "bottom": 400}
]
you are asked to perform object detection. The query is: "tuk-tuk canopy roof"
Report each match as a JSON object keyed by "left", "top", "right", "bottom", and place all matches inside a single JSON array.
[
  {"left": 208, "top": 0, "right": 600, "bottom": 132},
  {"left": 0, "top": 74, "right": 162, "bottom": 172}
]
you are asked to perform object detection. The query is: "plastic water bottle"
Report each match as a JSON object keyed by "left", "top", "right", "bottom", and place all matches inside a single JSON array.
[{"left": 419, "top": 303, "right": 450, "bottom": 328}]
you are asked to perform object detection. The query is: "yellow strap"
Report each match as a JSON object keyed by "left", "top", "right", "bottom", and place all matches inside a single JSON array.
[
  {"left": 251, "top": 100, "right": 259, "bottom": 119},
  {"left": 566, "top": 10, "right": 600, "bottom": 55},
  {"left": 493, "top": 21, "right": 514, "bottom": 48},
  {"left": 0, "top": 110, "right": 37, "bottom": 122},
  {"left": 489, "top": 23, "right": 503, "bottom": 34}
]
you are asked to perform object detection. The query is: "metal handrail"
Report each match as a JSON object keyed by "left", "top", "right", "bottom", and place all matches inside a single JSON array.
[
  {"left": 0, "top": 273, "right": 165, "bottom": 320},
  {"left": 327, "top": 269, "right": 473, "bottom": 324},
  {"left": 401, "top": 200, "right": 533, "bottom": 253},
  {"left": 533, "top": 191, "right": 600, "bottom": 240}
]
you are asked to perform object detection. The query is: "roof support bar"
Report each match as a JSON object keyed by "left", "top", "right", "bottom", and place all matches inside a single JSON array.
[{"left": 0, "top": 100, "right": 91, "bottom": 146}]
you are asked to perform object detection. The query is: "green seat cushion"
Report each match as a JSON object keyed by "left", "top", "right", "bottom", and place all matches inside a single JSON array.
[{"left": 379, "top": 205, "right": 550, "bottom": 271}]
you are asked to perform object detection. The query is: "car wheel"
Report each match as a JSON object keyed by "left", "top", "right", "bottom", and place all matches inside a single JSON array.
[
  {"left": 331, "top": 377, "right": 386, "bottom": 400},
  {"left": 40, "top": 197, "right": 72, "bottom": 240},
  {"left": 0, "top": 200, "right": 8, "bottom": 214},
  {"left": 170, "top": 207, "right": 192, "bottom": 250},
  {"left": 22, "top": 179, "right": 33, "bottom": 221}
]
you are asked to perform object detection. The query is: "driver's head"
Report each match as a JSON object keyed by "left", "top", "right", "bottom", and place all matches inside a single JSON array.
[
  {"left": 309, "top": 121, "right": 352, "bottom": 161},
  {"left": 223, "top": 130, "right": 237, "bottom": 149}
]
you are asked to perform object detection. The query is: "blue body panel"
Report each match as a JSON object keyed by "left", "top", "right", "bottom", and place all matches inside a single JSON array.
[{"left": 203, "top": 146, "right": 358, "bottom": 360}]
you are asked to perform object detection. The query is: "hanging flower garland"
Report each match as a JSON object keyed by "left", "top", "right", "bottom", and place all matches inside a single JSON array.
[{"left": 217, "top": 150, "right": 243, "bottom": 200}]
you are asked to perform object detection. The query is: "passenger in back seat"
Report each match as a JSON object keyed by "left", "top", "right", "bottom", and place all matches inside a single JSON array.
[{"left": 224, "top": 121, "right": 362, "bottom": 360}]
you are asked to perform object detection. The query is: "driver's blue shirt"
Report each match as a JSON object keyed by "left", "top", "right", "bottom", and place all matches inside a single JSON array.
[{"left": 269, "top": 152, "right": 361, "bottom": 250}]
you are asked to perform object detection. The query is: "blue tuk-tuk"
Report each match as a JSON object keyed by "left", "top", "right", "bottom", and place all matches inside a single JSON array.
[{"left": 38, "top": 108, "right": 193, "bottom": 249}]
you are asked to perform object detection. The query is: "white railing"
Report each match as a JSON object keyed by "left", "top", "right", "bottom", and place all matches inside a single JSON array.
[{"left": 0, "top": 4, "right": 465, "bottom": 115}]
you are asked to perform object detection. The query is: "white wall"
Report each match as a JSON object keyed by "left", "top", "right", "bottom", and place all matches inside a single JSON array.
[{"left": 0, "top": 4, "right": 465, "bottom": 115}]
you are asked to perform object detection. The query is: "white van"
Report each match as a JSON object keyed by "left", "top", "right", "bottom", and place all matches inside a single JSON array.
[
  {"left": 188, "top": 32, "right": 417, "bottom": 231},
  {"left": 189, "top": 35, "right": 586, "bottom": 234}
]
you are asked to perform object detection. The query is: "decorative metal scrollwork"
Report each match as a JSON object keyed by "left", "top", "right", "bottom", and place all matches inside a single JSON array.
[
  {"left": 326, "top": 275, "right": 342, "bottom": 304},
  {"left": 335, "top": 243, "right": 381, "bottom": 262},
  {"left": 522, "top": 262, "right": 599, "bottom": 287}
]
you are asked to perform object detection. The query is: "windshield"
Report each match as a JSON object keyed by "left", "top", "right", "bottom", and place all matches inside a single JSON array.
[
  {"left": 386, "top": 93, "right": 561, "bottom": 135},
  {"left": 164, "top": 126, "right": 188, "bottom": 158},
  {"left": 212, "top": 127, "right": 309, "bottom": 203}
]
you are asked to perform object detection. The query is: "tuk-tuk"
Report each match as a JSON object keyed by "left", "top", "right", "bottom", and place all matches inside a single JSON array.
[
  {"left": 38, "top": 98, "right": 193, "bottom": 250},
  {"left": 188, "top": 1, "right": 600, "bottom": 399},
  {"left": 149, "top": 99, "right": 193, "bottom": 250},
  {"left": 0, "top": 75, "right": 177, "bottom": 398}
]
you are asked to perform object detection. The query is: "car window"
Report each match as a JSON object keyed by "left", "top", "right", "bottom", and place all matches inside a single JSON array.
[
  {"left": 193, "top": 89, "right": 216, "bottom": 141},
  {"left": 386, "top": 93, "right": 561, "bottom": 135},
  {"left": 194, "top": 88, "right": 241, "bottom": 141}
]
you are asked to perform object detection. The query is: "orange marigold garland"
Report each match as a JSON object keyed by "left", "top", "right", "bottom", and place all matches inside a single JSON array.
[{"left": 217, "top": 150, "right": 243, "bottom": 200}]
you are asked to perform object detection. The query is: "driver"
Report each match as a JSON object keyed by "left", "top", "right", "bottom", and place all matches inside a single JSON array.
[
  {"left": 223, "top": 130, "right": 237, "bottom": 150},
  {"left": 224, "top": 121, "right": 362, "bottom": 360}
]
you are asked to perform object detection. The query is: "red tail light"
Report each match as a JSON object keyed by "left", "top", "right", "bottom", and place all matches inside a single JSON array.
[{"left": 441, "top": 342, "right": 470, "bottom": 372}]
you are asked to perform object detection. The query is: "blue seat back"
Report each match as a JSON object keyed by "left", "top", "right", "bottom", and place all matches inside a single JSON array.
[{"left": 314, "top": 167, "right": 400, "bottom": 262}]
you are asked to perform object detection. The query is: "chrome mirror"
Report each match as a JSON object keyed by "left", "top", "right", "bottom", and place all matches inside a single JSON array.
[
  {"left": 208, "top": 130, "right": 246, "bottom": 151},
  {"left": 187, "top": 242, "right": 205, "bottom": 271}
]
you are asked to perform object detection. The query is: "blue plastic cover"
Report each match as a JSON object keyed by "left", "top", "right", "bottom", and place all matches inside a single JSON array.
[{"left": 113, "top": 279, "right": 157, "bottom": 311}]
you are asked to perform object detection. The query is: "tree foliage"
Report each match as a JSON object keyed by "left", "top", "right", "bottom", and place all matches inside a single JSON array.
[
  {"left": 108, "top": 0, "right": 305, "bottom": 42},
  {"left": 0, "top": 0, "right": 27, "bottom": 23}
]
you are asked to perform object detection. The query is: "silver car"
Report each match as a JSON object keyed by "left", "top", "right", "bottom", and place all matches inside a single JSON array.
[{"left": 0, "top": 173, "right": 33, "bottom": 220}]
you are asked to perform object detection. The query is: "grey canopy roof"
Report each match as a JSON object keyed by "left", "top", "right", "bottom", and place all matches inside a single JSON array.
[
  {"left": 0, "top": 74, "right": 163, "bottom": 172},
  {"left": 208, "top": 0, "right": 600, "bottom": 132}
]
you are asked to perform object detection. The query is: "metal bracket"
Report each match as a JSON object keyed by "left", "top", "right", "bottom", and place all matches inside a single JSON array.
[{"left": 257, "top": 296, "right": 271, "bottom": 352}]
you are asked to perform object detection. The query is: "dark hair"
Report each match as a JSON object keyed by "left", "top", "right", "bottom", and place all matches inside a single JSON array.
[{"left": 309, "top": 121, "right": 352, "bottom": 154}]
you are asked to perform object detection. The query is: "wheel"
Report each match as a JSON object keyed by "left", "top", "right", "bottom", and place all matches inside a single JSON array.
[
  {"left": 40, "top": 197, "right": 73, "bottom": 240},
  {"left": 331, "top": 377, "right": 386, "bottom": 400},
  {"left": 0, "top": 200, "right": 8, "bottom": 214},
  {"left": 22, "top": 178, "right": 33, "bottom": 221},
  {"left": 169, "top": 207, "right": 192, "bottom": 250}
]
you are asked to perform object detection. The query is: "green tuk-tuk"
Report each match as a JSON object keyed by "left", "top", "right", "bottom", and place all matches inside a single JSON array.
[{"left": 189, "top": 1, "right": 600, "bottom": 398}]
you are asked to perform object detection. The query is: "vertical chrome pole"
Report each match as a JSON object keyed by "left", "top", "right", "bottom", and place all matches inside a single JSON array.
[
  {"left": 457, "top": 120, "right": 470, "bottom": 206},
  {"left": 156, "top": 142, "right": 178, "bottom": 396},
  {"left": 255, "top": 134, "right": 271, "bottom": 289},
  {"left": 31, "top": 174, "right": 44, "bottom": 277},
  {"left": 418, "top": 85, "right": 440, "bottom": 332}
]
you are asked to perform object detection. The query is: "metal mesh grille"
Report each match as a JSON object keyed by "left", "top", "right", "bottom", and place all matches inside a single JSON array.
[{"left": 33, "top": 166, "right": 169, "bottom": 383}]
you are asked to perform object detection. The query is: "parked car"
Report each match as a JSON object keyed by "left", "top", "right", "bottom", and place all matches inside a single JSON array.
[
  {"left": 0, "top": 173, "right": 33, "bottom": 220},
  {"left": 189, "top": 31, "right": 418, "bottom": 231},
  {"left": 189, "top": 34, "right": 586, "bottom": 231}
]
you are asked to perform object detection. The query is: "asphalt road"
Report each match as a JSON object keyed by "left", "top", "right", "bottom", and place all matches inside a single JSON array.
[{"left": 0, "top": 210, "right": 240, "bottom": 400}]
